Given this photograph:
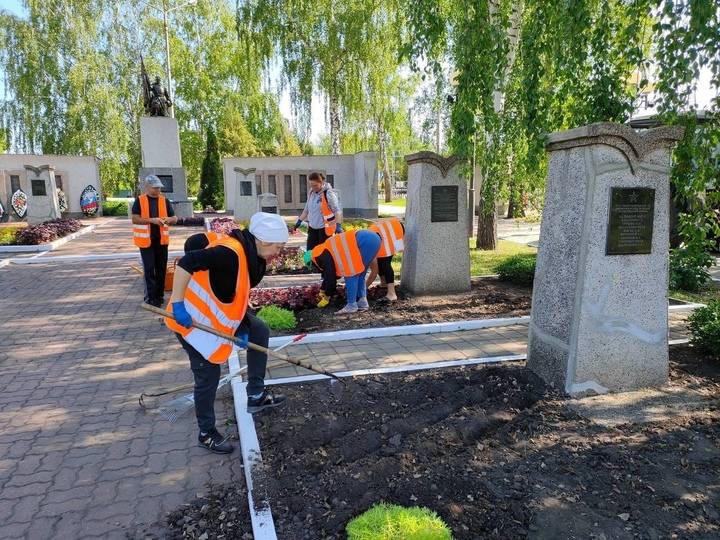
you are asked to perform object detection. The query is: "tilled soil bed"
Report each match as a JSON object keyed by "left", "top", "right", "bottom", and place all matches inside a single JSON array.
[
  {"left": 292, "top": 277, "right": 532, "bottom": 334},
  {"left": 252, "top": 345, "right": 720, "bottom": 539}
]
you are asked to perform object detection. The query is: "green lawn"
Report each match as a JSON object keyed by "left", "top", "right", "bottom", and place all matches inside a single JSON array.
[
  {"left": 670, "top": 285, "right": 720, "bottom": 304},
  {"left": 379, "top": 198, "right": 407, "bottom": 208},
  {"left": 392, "top": 239, "right": 537, "bottom": 276}
]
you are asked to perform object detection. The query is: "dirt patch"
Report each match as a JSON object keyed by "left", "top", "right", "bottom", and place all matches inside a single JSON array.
[
  {"left": 292, "top": 277, "right": 532, "bottom": 334},
  {"left": 253, "top": 345, "right": 720, "bottom": 539}
]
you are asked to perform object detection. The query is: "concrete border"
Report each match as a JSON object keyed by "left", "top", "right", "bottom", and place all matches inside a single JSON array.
[
  {"left": 0, "top": 224, "right": 96, "bottom": 253},
  {"left": 7, "top": 250, "right": 185, "bottom": 265}
]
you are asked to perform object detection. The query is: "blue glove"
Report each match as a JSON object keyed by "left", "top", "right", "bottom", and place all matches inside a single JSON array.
[
  {"left": 172, "top": 301, "right": 193, "bottom": 328},
  {"left": 234, "top": 333, "right": 249, "bottom": 349},
  {"left": 335, "top": 223, "right": 344, "bottom": 233},
  {"left": 293, "top": 218, "right": 303, "bottom": 230}
]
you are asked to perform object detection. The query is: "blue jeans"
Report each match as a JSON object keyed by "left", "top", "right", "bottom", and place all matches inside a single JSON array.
[{"left": 345, "top": 270, "right": 368, "bottom": 305}]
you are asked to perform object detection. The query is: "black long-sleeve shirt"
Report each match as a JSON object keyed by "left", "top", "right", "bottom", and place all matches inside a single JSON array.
[{"left": 178, "top": 229, "right": 265, "bottom": 303}]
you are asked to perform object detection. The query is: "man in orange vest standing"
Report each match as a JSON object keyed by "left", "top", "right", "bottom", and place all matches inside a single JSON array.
[
  {"left": 291, "top": 171, "right": 343, "bottom": 251},
  {"left": 132, "top": 175, "right": 178, "bottom": 307},
  {"left": 366, "top": 217, "right": 405, "bottom": 303},
  {"left": 167, "top": 212, "right": 289, "bottom": 454}
]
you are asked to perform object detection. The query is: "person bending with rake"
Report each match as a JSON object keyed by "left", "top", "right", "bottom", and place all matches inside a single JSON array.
[{"left": 166, "top": 212, "right": 289, "bottom": 454}]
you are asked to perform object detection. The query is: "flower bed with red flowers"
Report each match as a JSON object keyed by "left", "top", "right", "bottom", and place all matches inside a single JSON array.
[{"left": 14, "top": 218, "right": 84, "bottom": 245}]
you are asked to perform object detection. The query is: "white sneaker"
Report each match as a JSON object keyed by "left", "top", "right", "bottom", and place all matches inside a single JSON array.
[
  {"left": 336, "top": 304, "right": 358, "bottom": 315},
  {"left": 357, "top": 297, "right": 369, "bottom": 311}
]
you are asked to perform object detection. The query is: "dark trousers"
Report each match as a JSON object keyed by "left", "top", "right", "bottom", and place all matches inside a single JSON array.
[
  {"left": 306, "top": 226, "right": 330, "bottom": 251},
  {"left": 177, "top": 312, "right": 270, "bottom": 434},
  {"left": 377, "top": 256, "right": 395, "bottom": 284},
  {"left": 139, "top": 242, "right": 168, "bottom": 304}
]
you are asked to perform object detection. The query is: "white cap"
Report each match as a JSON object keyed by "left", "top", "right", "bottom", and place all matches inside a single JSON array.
[
  {"left": 249, "top": 212, "right": 289, "bottom": 243},
  {"left": 144, "top": 174, "right": 163, "bottom": 188}
]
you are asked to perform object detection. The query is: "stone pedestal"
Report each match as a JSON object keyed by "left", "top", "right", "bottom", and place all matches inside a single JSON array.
[
  {"left": 258, "top": 193, "right": 279, "bottom": 214},
  {"left": 139, "top": 116, "right": 192, "bottom": 217},
  {"left": 24, "top": 165, "right": 60, "bottom": 225},
  {"left": 527, "top": 122, "right": 684, "bottom": 396},
  {"left": 400, "top": 152, "right": 470, "bottom": 294},
  {"left": 233, "top": 167, "right": 257, "bottom": 221}
]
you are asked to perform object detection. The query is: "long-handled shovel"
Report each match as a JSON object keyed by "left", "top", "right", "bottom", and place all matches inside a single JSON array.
[{"left": 141, "top": 303, "right": 346, "bottom": 386}]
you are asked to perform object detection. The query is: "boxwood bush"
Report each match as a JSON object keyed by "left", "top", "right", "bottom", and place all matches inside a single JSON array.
[
  {"left": 687, "top": 299, "right": 720, "bottom": 359},
  {"left": 346, "top": 503, "right": 452, "bottom": 540},
  {"left": 669, "top": 247, "right": 713, "bottom": 292},
  {"left": 256, "top": 305, "right": 297, "bottom": 330},
  {"left": 101, "top": 201, "right": 129, "bottom": 216},
  {"left": 494, "top": 254, "right": 536, "bottom": 285}
]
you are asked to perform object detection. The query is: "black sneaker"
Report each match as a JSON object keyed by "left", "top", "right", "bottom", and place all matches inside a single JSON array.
[
  {"left": 247, "top": 391, "right": 287, "bottom": 413},
  {"left": 198, "top": 430, "right": 234, "bottom": 454}
]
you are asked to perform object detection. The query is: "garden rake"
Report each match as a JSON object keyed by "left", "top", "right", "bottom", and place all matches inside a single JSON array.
[
  {"left": 141, "top": 333, "right": 309, "bottom": 422},
  {"left": 141, "top": 302, "right": 347, "bottom": 384}
]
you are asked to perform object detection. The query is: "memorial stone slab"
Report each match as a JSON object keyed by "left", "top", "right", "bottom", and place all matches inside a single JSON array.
[
  {"left": 400, "top": 152, "right": 470, "bottom": 294},
  {"left": 24, "top": 165, "right": 61, "bottom": 224},
  {"left": 233, "top": 167, "right": 258, "bottom": 221},
  {"left": 527, "top": 122, "right": 684, "bottom": 396},
  {"left": 258, "top": 192, "right": 279, "bottom": 214}
]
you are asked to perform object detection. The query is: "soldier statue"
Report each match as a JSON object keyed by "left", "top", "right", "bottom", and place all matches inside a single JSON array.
[{"left": 141, "top": 56, "right": 173, "bottom": 117}]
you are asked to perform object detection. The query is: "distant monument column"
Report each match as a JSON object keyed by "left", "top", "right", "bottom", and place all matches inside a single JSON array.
[
  {"left": 401, "top": 152, "right": 470, "bottom": 294},
  {"left": 138, "top": 61, "right": 192, "bottom": 217},
  {"left": 527, "top": 122, "right": 684, "bottom": 396},
  {"left": 24, "top": 164, "right": 61, "bottom": 225}
]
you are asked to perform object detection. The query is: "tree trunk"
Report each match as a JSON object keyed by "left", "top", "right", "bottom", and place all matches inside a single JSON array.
[
  {"left": 476, "top": 191, "right": 497, "bottom": 250},
  {"left": 378, "top": 121, "right": 392, "bottom": 203},
  {"left": 329, "top": 92, "right": 341, "bottom": 155}
]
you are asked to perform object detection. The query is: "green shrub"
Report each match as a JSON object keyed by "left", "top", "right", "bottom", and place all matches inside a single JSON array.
[
  {"left": 493, "top": 254, "right": 536, "bottom": 285},
  {"left": 669, "top": 247, "right": 713, "bottom": 292},
  {"left": 256, "top": 305, "right": 297, "bottom": 330},
  {"left": 102, "top": 201, "right": 129, "bottom": 216},
  {"left": 688, "top": 299, "right": 720, "bottom": 358},
  {"left": 0, "top": 226, "right": 23, "bottom": 245},
  {"left": 347, "top": 503, "right": 452, "bottom": 540}
]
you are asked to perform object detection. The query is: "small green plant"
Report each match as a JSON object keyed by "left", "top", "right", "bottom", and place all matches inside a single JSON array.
[
  {"left": 256, "top": 305, "right": 297, "bottom": 330},
  {"left": 493, "top": 254, "right": 536, "bottom": 285},
  {"left": 669, "top": 247, "right": 713, "bottom": 292},
  {"left": 101, "top": 201, "right": 129, "bottom": 216},
  {"left": 347, "top": 503, "right": 452, "bottom": 540},
  {"left": 687, "top": 299, "right": 720, "bottom": 358}
]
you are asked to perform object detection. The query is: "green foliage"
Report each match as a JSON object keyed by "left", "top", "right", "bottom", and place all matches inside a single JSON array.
[
  {"left": 494, "top": 254, "right": 536, "bottom": 285},
  {"left": 0, "top": 226, "right": 23, "bottom": 245},
  {"left": 346, "top": 503, "right": 452, "bottom": 540},
  {"left": 199, "top": 129, "right": 223, "bottom": 210},
  {"left": 256, "top": 305, "right": 297, "bottom": 331},
  {"left": 101, "top": 201, "right": 129, "bottom": 216},
  {"left": 687, "top": 300, "right": 720, "bottom": 359},
  {"left": 669, "top": 247, "right": 713, "bottom": 293}
]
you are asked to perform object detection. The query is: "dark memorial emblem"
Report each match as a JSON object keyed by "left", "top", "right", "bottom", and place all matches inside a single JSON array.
[
  {"left": 80, "top": 185, "right": 100, "bottom": 216},
  {"left": 606, "top": 187, "right": 655, "bottom": 255},
  {"left": 431, "top": 185, "right": 459, "bottom": 223},
  {"left": 158, "top": 174, "right": 173, "bottom": 193},
  {"left": 31, "top": 179, "right": 47, "bottom": 196}
]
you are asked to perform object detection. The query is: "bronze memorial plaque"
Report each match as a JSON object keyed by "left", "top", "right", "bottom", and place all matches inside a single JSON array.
[
  {"left": 606, "top": 187, "right": 655, "bottom": 255},
  {"left": 31, "top": 179, "right": 47, "bottom": 196},
  {"left": 431, "top": 185, "right": 458, "bottom": 223}
]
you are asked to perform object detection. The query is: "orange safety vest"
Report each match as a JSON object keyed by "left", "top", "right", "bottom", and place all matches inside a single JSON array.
[
  {"left": 311, "top": 230, "right": 364, "bottom": 278},
  {"left": 369, "top": 217, "right": 405, "bottom": 258},
  {"left": 165, "top": 236, "right": 250, "bottom": 364},
  {"left": 204, "top": 231, "right": 224, "bottom": 244},
  {"left": 133, "top": 195, "right": 170, "bottom": 248},
  {"left": 320, "top": 190, "right": 337, "bottom": 236}
]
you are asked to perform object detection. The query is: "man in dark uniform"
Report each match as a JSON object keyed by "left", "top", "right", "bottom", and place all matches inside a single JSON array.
[{"left": 131, "top": 175, "right": 178, "bottom": 307}]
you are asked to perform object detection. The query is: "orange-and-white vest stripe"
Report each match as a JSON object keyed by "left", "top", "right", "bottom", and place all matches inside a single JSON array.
[
  {"left": 320, "top": 190, "right": 337, "bottom": 236},
  {"left": 369, "top": 217, "right": 405, "bottom": 258},
  {"left": 133, "top": 194, "right": 170, "bottom": 248},
  {"left": 165, "top": 236, "right": 250, "bottom": 364},
  {"left": 311, "top": 230, "right": 364, "bottom": 278}
]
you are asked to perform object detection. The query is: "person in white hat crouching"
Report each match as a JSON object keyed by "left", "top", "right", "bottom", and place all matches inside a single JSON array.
[{"left": 165, "top": 212, "right": 289, "bottom": 454}]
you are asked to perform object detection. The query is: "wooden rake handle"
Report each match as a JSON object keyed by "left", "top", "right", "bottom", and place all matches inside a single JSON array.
[{"left": 140, "top": 303, "right": 345, "bottom": 384}]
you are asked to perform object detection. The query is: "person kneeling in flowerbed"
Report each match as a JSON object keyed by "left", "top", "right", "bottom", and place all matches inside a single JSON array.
[{"left": 303, "top": 229, "right": 381, "bottom": 314}]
